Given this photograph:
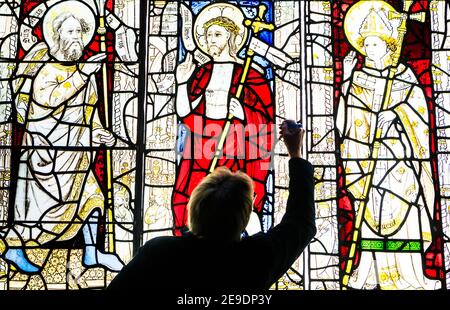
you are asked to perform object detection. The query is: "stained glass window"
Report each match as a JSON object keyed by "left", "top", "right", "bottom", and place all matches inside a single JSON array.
[
  {"left": 310, "top": 0, "right": 448, "bottom": 289},
  {"left": 0, "top": 0, "right": 140, "bottom": 289},
  {"left": 0, "top": 0, "right": 449, "bottom": 290}
]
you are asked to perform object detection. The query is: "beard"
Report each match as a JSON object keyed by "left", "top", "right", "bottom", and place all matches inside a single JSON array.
[
  {"left": 60, "top": 38, "right": 84, "bottom": 61},
  {"left": 207, "top": 44, "right": 226, "bottom": 58}
]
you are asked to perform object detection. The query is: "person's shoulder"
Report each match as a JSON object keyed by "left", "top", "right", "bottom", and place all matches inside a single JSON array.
[
  {"left": 23, "top": 42, "right": 49, "bottom": 61},
  {"left": 239, "top": 232, "right": 271, "bottom": 248},
  {"left": 395, "top": 63, "right": 418, "bottom": 82},
  {"left": 236, "top": 233, "right": 278, "bottom": 259},
  {"left": 142, "top": 235, "right": 181, "bottom": 249}
]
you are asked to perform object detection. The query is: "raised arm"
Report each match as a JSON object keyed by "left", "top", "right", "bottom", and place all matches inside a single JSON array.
[
  {"left": 33, "top": 53, "right": 106, "bottom": 108},
  {"left": 256, "top": 120, "right": 316, "bottom": 287},
  {"left": 33, "top": 68, "right": 88, "bottom": 107},
  {"left": 175, "top": 52, "right": 201, "bottom": 118}
]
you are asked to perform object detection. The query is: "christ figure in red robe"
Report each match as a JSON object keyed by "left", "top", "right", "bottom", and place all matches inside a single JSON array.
[{"left": 172, "top": 16, "right": 274, "bottom": 235}]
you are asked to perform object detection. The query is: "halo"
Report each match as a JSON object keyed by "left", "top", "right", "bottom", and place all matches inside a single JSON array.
[
  {"left": 43, "top": 0, "right": 96, "bottom": 49},
  {"left": 344, "top": 1, "right": 398, "bottom": 56},
  {"left": 193, "top": 3, "right": 248, "bottom": 56}
]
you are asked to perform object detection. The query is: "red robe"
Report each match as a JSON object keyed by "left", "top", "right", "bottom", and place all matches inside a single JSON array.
[{"left": 172, "top": 62, "right": 274, "bottom": 235}]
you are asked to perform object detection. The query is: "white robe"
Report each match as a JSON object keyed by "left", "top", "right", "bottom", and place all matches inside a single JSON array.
[
  {"left": 8, "top": 60, "right": 105, "bottom": 247},
  {"left": 337, "top": 61, "right": 440, "bottom": 289}
]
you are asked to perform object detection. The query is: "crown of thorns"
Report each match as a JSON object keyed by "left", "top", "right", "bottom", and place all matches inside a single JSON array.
[{"left": 203, "top": 16, "right": 240, "bottom": 35}]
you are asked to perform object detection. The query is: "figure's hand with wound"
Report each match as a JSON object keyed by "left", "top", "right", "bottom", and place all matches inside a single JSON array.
[
  {"left": 279, "top": 119, "right": 305, "bottom": 159},
  {"left": 343, "top": 50, "right": 357, "bottom": 82},
  {"left": 176, "top": 52, "right": 196, "bottom": 84}
]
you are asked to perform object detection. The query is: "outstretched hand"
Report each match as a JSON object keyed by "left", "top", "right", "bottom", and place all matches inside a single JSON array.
[
  {"left": 176, "top": 52, "right": 196, "bottom": 84},
  {"left": 343, "top": 50, "right": 357, "bottom": 81},
  {"left": 80, "top": 53, "right": 107, "bottom": 76}
]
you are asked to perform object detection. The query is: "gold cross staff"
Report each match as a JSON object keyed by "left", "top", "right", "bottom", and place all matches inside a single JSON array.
[
  {"left": 209, "top": 4, "right": 275, "bottom": 172},
  {"left": 208, "top": 4, "right": 275, "bottom": 173},
  {"left": 96, "top": 0, "right": 116, "bottom": 253}
]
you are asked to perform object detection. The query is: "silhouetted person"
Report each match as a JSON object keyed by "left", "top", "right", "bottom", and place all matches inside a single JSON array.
[{"left": 107, "top": 119, "right": 315, "bottom": 289}]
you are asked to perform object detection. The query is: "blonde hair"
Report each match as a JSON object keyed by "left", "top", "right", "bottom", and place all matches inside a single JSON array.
[
  {"left": 203, "top": 16, "right": 240, "bottom": 36},
  {"left": 188, "top": 167, "right": 254, "bottom": 240},
  {"left": 357, "top": 35, "right": 397, "bottom": 54}
]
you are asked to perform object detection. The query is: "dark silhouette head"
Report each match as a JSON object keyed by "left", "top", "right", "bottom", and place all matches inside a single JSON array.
[{"left": 188, "top": 167, "right": 254, "bottom": 242}]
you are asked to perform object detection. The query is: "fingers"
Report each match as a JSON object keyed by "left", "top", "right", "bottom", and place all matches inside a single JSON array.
[
  {"left": 189, "top": 61, "right": 195, "bottom": 72},
  {"left": 229, "top": 98, "right": 240, "bottom": 112},
  {"left": 188, "top": 54, "right": 196, "bottom": 71},
  {"left": 279, "top": 120, "right": 303, "bottom": 141},
  {"left": 229, "top": 99, "right": 244, "bottom": 120},
  {"left": 96, "top": 130, "right": 114, "bottom": 139},
  {"left": 185, "top": 52, "right": 192, "bottom": 64},
  {"left": 379, "top": 116, "right": 387, "bottom": 127},
  {"left": 101, "top": 135, "right": 115, "bottom": 142},
  {"left": 88, "top": 53, "right": 107, "bottom": 62},
  {"left": 101, "top": 137, "right": 115, "bottom": 146},
  {"left": 103, "top": 137, "right": 115, "bottom": 146},
  {"left": 378, "top": 120, "right": 391, "bottom": 131},
  {"left": 279, "top": 120, "right": 288, "bottom": 137},
  {"left": 378, "top": 111, "right": 396, "bottom": 128},
  {"left": 378, "top": 115, "right": 391, "bottom": 129},
  {"left": 345, "top": 51, "right": 356, "bottom": 60},
  {"left": 91, "top": 63, "right": 102, "bottom": 73},
  {"left": 96, "top": 53, "right": 107, "bottom": 60},
  {"left": 94, "top": 129, "right": 115, "bottom": 145},
  {"left": 349, "top": 50, "right": 356, "bottom": 57},
  {"left": 96, "top": 130, "right": 110, "bottom": 137},
  {"left": 179, "top": 53, "right": 195, "bottom": 73},
  {"left": 282, "top": 120, "right": 301, "bottom": 132},
  {"left": 230, "top": 102, "right": 241, "bottom": 118},
  {"left": 279, "top": 120, "right": 303, "bottom": 158}
]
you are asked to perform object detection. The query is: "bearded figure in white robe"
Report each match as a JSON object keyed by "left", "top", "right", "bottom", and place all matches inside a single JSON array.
[
  {"left": 0, "top": 10, "right": 123, "bottom": 273},
  {"left": 337, "top": 8, "right": 440, "bottom": 289}
]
